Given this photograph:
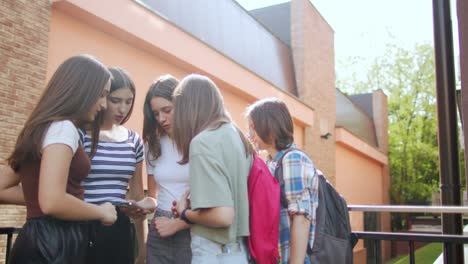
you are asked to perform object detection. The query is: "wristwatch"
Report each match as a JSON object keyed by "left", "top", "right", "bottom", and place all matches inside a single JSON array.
[{"left": 181, "top": 208, "right": 194, "bottom": 225}]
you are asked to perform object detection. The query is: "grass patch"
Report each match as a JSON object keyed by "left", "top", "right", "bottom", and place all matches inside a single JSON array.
[{"left": 386, "top": 243, "right": 442, "bottom": 264}]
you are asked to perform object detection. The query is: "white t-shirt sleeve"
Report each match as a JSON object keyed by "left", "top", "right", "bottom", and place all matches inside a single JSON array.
[{"left": 42, "top": 120, "right": 80, "bottom": 154}]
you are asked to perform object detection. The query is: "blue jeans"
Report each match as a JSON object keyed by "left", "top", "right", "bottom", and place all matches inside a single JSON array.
[{"left": 191, "top": 234, "right": 249, "bottom": 264}]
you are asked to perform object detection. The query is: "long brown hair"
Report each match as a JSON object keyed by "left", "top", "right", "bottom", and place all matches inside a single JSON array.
[
  {"left": 172, "top": 74, "right": 253, "bottom": 164},
  {"left": 8, "top": 55, "right": 111, "bottom": 171},
  {"left": 143, "top": 75, "right": 179, "bottom": 164},
  {"left": 246, "top": 98, "right": 294, "bottom": 151}
]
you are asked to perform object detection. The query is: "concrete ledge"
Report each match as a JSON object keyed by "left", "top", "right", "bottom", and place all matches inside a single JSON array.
[{"left": 335, "top": 127, "right": 388, "bottom": 165}]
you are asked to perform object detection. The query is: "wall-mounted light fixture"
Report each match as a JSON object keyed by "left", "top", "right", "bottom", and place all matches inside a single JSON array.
[
  {"left": 320, "top": 119, "right": 332, "bottom": 139},
  {"left": 320, "top": 132, "right": 332, "bottom": 139}
]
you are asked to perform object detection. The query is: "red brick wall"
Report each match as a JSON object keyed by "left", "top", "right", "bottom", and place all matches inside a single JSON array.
[{"left": 0, "top": 0, "right": 50, "bottom": 262}]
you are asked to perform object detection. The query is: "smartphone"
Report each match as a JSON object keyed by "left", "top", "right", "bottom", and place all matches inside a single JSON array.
[{"left": 114, "top": 201, "right": 141, "bottom": 210}]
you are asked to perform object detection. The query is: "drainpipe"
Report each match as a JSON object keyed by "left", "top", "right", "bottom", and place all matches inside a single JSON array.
[{"left": 432, "top": 0, "right": 464, "bottom": 262}]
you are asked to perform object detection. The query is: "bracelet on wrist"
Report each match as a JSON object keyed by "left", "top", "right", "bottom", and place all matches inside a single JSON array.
[{"left": 181, "top": 208, "right": 194, "bottom": 225}]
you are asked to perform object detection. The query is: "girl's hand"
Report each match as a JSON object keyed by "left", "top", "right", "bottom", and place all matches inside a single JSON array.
[
  {"left": 136, "top": 197, "right": 157, "bottom": 213},
  {"left": 121, "top": 197, "right": 157, "bottom": 220},
  {"left": 172, "top": 190, "right": 190, "bottom": 217},
  {"left": 120, "top": 205, "right": 144, "bottom": 220},
  {"left": 154, "top": 217, "right": 186, "bottom": 237},
  {"left": 99, "top": 202, "right": 117, "bottom": 226},
  {"left": 119, "top": 200, "right": 146, "bottom": 220}
]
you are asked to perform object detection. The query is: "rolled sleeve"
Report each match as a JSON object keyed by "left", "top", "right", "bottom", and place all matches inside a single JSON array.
[
  {"left": 287, "top": 188, "right": 313, "bottom": 219},
  {"left": 281, "top": 151, "right": 317, "bottom": 220}
]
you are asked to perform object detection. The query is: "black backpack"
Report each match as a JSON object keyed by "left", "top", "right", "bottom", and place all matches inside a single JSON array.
[{"left": 275, "top": 148, "right": 358, "bottom": 264}]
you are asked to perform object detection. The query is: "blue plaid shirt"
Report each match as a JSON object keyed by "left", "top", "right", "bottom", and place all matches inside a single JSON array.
[{"left": 267, "top": 145, "right": 319, "bottom": 264}]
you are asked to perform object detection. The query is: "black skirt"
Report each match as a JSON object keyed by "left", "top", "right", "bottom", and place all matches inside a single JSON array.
[
  {"left": 9, "top": 216, "right": 90, "bottom": 264},
  {"left": 86, "top": 208, "right": 136, "bottom": 264}
]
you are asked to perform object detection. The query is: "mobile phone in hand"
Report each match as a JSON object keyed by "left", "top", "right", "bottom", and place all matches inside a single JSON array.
[{"left": 114, "top": 201, "right": 140, "bottom": 209}]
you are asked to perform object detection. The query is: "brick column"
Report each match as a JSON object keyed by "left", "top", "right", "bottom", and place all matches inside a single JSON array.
[
  {"left": 0, "top": 0, "right": 50, "bottom": 262},
  {"left": 373, "top": 89, "right": 392, "bottom": 262},
  {"left": 291, "top": 0, "right": 336, "bottom": 183}
]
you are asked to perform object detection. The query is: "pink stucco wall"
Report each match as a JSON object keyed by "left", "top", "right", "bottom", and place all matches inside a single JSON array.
[
  {"left": 335, "top": 127, "right": 389, "bottom": 263},
  {"left": 48, "top": 9, "right": 188, "bottom": 134},
  {"left": 46, "top": 5, "right": 307, "bottom": 158},
  {"left": 336, "top": 143, "right": 384, "bottom": 205}
]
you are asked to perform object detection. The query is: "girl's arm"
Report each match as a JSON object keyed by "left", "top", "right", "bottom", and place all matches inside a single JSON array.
[
  {"left": 182, "top": 207, "right": 234, "bottom": 228},
  {"left": 174, "top": 185, "right": 234, "bottom": 228},
  {"left": 142, "top": 173, "right": 158, "bottom": 210},
  {"left": 127, "top": 162, "right": 148, "bottom": 264},
  {"left": 289, "top": 214, "right": 311, "bottom": 264},
  {"left": 0, "top": 162, "right": 25, "bottom": 205},
  {"left": 153, "top": 216, "right": 190, "bottom": 237},
  {"left": 147, "top": 173, "right": 157, "bottom": 199},
  {"left": 38, "top": 144, "right": 116, "bottom": 225}
]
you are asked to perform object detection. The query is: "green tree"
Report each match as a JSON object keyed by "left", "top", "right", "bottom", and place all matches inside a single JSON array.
[{"left": 338, "top": 43, "right": 439, "bottom": 206}]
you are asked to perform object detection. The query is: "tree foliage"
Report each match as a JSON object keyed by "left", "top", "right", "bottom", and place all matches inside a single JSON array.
[{"left": 338, "top": 43, "right": 439, "bottom": 205}]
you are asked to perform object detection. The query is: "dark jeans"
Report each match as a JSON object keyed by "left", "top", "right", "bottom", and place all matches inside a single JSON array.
[
  {"left": 147, "top": 208, "right": 192, "bottom": 264},
  {"left": 9, "top": 217, "right": 89, "bottom": 264},
  {"left": 86, "top": 208, "right": 136, "bottom": 264}
]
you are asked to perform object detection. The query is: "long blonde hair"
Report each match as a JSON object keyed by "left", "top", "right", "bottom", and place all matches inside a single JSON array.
[{"left": 172, "top": 74, "right": 252, "bottom": 164}]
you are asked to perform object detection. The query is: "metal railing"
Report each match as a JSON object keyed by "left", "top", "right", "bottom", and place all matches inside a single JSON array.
[
  {"left": 349, "top": 205, "right": 468, "bottom": 264},
  {"left": 2, "top": 205, "right": 468, "bottom": 263}
]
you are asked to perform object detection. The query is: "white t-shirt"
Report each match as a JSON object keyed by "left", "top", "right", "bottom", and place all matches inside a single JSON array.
[
  {"left": 146, "top": 135, "right": 189, "bottom": 211},
  {"left": 42, "top": 120, "right": 79, "bottom": 154}
]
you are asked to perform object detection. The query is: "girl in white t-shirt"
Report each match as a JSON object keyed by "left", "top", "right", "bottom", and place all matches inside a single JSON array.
[
  {"left": 143, "top": 75, "right": 192, "bottom": 264},
  {"left": 1, "top": 55, "right": 117, "bottom": 264}
]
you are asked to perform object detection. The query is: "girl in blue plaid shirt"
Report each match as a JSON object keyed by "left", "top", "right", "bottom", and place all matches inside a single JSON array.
[{"left": 246, "top": 98, "right": 319, "bottom": 264}]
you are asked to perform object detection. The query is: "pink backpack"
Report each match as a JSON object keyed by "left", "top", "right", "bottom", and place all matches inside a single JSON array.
[{"left": 247, "top": 154, "right": 280, "bottom": 264}]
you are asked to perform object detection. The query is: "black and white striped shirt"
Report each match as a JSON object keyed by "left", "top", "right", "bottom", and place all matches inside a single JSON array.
[{"left": 80, "top": 128, "right": 144, "bottom": 204}]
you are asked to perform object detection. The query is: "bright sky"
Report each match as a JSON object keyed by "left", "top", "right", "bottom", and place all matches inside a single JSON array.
[{"left": 235, "top": 0, "right": 460, "bottom": 79}]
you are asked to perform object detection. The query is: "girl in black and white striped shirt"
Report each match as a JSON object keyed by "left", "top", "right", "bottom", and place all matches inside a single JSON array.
[{"left": 82, "top": 67, "right": 156, "bottom": 264}]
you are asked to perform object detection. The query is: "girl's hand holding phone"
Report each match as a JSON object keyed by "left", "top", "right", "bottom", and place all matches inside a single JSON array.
[
  {"left": 117, "top": 198, "right": 157, "bottom": 219},
  {"left": 117, "top": 200, "right": 145, "bottom": 219},
  {"left": 136, "top": 197, "right": 157, "bottom": 213}
]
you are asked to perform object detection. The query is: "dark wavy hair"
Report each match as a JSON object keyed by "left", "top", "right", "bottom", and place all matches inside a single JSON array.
[{"left": 143, "top": 75, "right": 179, "bottom": 165}]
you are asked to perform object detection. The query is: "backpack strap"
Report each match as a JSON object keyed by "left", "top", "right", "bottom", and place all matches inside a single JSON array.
[{"left": 275, "top": 147, "right": 308, "bottom": 208}]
